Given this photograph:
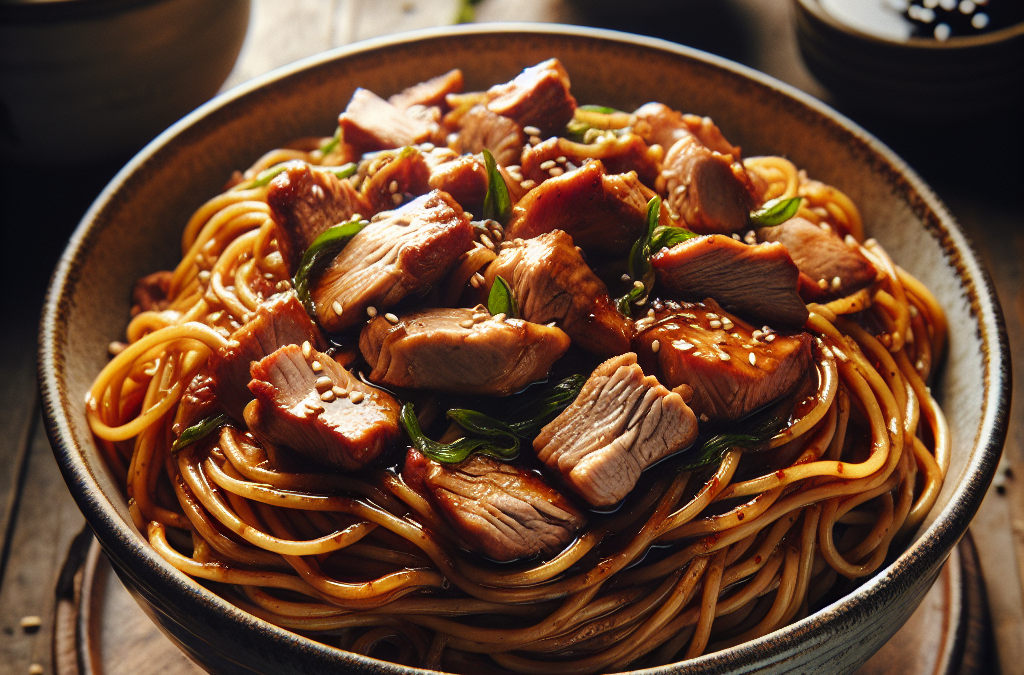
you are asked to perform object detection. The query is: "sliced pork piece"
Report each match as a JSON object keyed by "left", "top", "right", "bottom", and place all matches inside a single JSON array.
[
  {"left": 267, "top": 163, "right": 368, "bottom": 272},
  {"left": 756, "top": 217, "right": 877, "bottom": 302},
  {"left": 481, "top": 230, "right": 632, "bottom": 357},
  {"left": 485, "top": 58, "right": 577, "bottom": 137},
  {"left": 520, "top": 133, "right": 660, "bottom": 187},
  {"left": 660, "top": 135, "right": 756, "bottom": 235},
  {"left": 311, "top": 190, "right": 474, "bottom": 332},
  {"left": 652, "top": 234, "right": 809, "bottom": 328},
  {"left": 634, "top": 103, "right": 742, "bottom": 158},
  {"left": 403, "top": 449, "right": 586, "bottom": 561},
  {"left": 173, "top": 293, "right": 326, "bottom": 434},
  {"left": 449, "top": 105, "right": 525, "bottom": 167},
  {"left": 635, "top": 299, "right": 813, "bottom": 422},
  {"left": 534, "top": 353, "right": 698, "bottom": 507},
  {"left": 359, "top": 308, "right": 570, "bottom": 396},
  {"left": 338, "top": 88, "right": 435, "bottom": 153},
  {"left": 427, "top": 153, "right": 489, "bottom": 211},
  {"left": 246, "top": 344, "right": 400, "bottom": 470},
  {"left": 503, "top": 160, "right": 652, "bottom": 257},
  {"left": 389, "top": 69, "right": 464, "bottom": 110},
  {"left": 358, "top": 147, "right": 431, "bottom": 213}
]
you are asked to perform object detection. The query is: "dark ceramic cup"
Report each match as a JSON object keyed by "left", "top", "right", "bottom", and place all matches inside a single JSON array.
[{"left": 39, "top": 24, "right": 1009, "bottom": 675}]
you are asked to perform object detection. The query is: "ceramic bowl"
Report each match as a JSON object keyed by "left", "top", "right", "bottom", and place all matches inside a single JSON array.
[
  {"left": 793, "top": 0, "right": 1024, "bottom": 119},
  {"left": 0, "top": 0, "right": 250, "bottom": 165},
  {"left": 39, "top": 23, "right": 1009, "bottom": 675}
]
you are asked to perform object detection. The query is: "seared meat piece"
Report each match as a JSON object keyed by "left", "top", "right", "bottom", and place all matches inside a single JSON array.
[
  {"left": 403, "top": 449, "right": 586, "bottom": 562},
  {"left": 485, "top": 58, "right": 577, "bottom": 137},
  {"left": 359, "top": 308, "right": 570, "bottom": 396},
  {"left": 427, "top": 153, "right": 489, "bottom": 212},
  {"left": 267, "top": 163, "right": 368, "bottom": 272},
  {"left": 635, "top": 300, "right": 813, "bottom": 422},
  {"left": 311, "top": 191, "right": 474, "bottom": 332},
  {"left": 520, "top": 133, "right": 660, "bottom": 187},
  {"left": 173, "top": 293, "right": 326, "bottom": 434},
  {"left": 358, "top": 147, "right": 431, "bottom": 213},
  {"left": 756, "top": 217, "right": 877, "bottom": 302},
  {"left": 660, "top": 135, "right": 756, "bottom": 235},
  {"left": 131, "top": 270, "right": 172, "bottom": 314},
  {"left": 634, "top": 103, "right": 742, "bottom": 158},
  {"left": 481, "top": 230, "right": 633, "bottom": 357},
  {"left": 449, "top": 105, "right": 525, "bottom": 167},
  {"left": 652, "top": 234, "right": 809, "bottom": 328},
  {"left": 534, "top": 353, "right": 698, "bottom": 507},
  {"left": 247, "top": 344, "right": 400, "bottom": 470},
  {"left": 389, "top": 69, "right": 464, "bottom": 110},
  {"left": 503, "top": 161, "right": 652, "bottom": 257},
  {"left": 338, "top": 88, "right": 435, "bottom": 153}
]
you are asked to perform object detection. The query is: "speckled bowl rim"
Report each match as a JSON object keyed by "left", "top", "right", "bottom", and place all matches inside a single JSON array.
[
  {"left": 39, "top": 22, "right": 1010, "bottom": 674},
  {"left": 795, "top": 0, "right": 1024, "bottom": 49}
]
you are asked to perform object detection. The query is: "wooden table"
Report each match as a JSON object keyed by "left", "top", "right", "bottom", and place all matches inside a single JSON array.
[{"left": 1, "top": 1, "right": 1021, "bottom": 673}]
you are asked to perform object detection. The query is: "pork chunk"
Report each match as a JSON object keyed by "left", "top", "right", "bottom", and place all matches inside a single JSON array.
[
  {"left": 485, "top": 58, "right": 577, "bottom": 137},
  {"left": 173, "top": 293, "right": 325, "bottom": 434},
  {"left": 634, "top": 103, "right": 742, "bottom": 158},
  {"left": 481, "top": 230, "right": 632, "bottom": 357},
  {"left": 339, "top": 88, "right": 435, "bottom": 153},
  {"left": 403, "top": 449, "right": 585, "bottom": 561},
  {"left": 427, "top": 153, "right": 489, "bottom": 211},
  {"left": 449, "top": 105, "right": 525, "bottom": 167},
  {"left": 359, "top": 308, "right": 570, "bottom": 396},
  {"left": 357, "top": 147, "right": 432, "bottom": 214},
  {"left": 652, "top": 234, "right": 809, "bottom": 328},
  {"left": 756, "top": 217, "right": 877, "bottom": 302},
  {"left": 520, "top": 133, "right": 660, "bottom": 187},
  {"left": 503, "top": 160, "right": 652, "bottom": 257},
  {"left": 267, "top": 163, "right": 368, "bottom": 272},
  {"left": 389, "top": 69, "right": 464, "bottom": 110},
  {"left": 247, "top": 344, "right": 400, "bottom": 470},
  {"left": 311, "top": 190, "right": 474, "bottom": 332},
  {"left": 661, "top": 135, "right": 756, "bottom": 235},
  {"left": 534, "top": 353, "right": 698, "bottom": 507},
  {"left": 635, "top": 300, "right": 813, "bottom": 422}
]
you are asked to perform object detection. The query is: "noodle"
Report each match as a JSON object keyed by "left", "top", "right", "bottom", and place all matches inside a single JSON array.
[{"left": 86, "top": 72, "right": 948, "bottom": 672}]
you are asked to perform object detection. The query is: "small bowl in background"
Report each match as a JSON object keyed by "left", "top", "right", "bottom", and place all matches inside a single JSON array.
[
  {"left": 0, "top": 0, "right": 251, "bottom": 165},
  {"left": 793, "top": 0, "right": 1024, "bottom": 119}
]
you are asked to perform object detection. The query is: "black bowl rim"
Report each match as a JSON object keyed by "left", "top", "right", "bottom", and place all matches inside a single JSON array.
[
  {"left": 39, "top": 21, "right": 1011, "bottom": 674},
  {"left": 794, "top": 0, "right": 1024, "bottom": 50}
]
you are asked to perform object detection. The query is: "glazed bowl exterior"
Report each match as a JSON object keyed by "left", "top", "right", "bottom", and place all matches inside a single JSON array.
[{"left": 39, "top": 24, "right": 1009, "bottom": 675}]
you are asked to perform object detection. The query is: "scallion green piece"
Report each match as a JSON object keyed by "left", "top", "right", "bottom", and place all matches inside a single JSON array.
[
  {"left": 481, "top": 149, "right": 512, "bottom": 225},
  {"left": 172, "top": 414, "right": 230, "bottom": 453},
  {"left": 486, "top": 275, "right": 519, "bottom": 319},
  {"left": 616, "top": 196, "right": 661, "bottom": 317},
  {"left": 293, "top": 218, "right": 366, "bottom": 313},
  {"left": 750, "top": 197, "right": 802, "bottom": 227}
]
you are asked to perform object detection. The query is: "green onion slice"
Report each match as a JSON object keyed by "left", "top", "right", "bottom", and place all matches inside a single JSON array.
[
  {"left": 486, "top": 275, "right": 519, "bottom": 319},
  {"left": 293, "top": 218, "right": 366, "bottom": 313},
  {"left": 172, "top": 414, "right": 230, "bottom": 453},
  {"left": 750, "top": 197, "right": 802, "bottom": 227},
  {"left": 481, "top": 149, "right": 512, "bottom": 225}
]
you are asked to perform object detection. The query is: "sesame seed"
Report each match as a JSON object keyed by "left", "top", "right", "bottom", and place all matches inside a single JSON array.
[
  {"left": 332, "top": 300, "right": 343, "bottom": 315},
  {"left": 722, "top": 320, "right": 734, "bottom": 330},
  {"left": 464, "top": 212, "right": 474, "bottom": 220},
  {"left": 352, "top": 213, "right": 363, "bottom": 221},
  {"left": 539, "top": 160, "right": 556, "bottom": 170},
  {"left": 472, "top": 312, "right": 488, "bottom": 321},
  {"left": 719, "top": 353, "right": 731, "bottom": 361},
  {"left": 700, "top": 413, "right": 710, "bottom": 422},
  {"left": 207, "top": 311, "right": 223, "bottom": 323},
  {"left": 731, "top": 233, "right": 741, "bottom": 240},
  {"left": 752, "top": 330, "right": 763, "bottom": 340},
  {"left": 469, "top": 275, "right": 481, "bottom": 288},
  {"left": 307, "top": 400, "right": 323, "bottom": 412},
  {"left": 747, "top": 352, "right": 756, "bottom": 366},
  {"left": 556, "top": 156, "right": 567, "bottom": 163},
  {"left": 333, "top": 386, "right": 347, "bottom": 397},
  {"left": 460, "top": 319, "right": 475, "bottom": 328},
  {"left": 633, "top": 280, "right": 644, "bottom": 289},
  {"left": 420, "top": 142, "right": 435, "bottom": 151},
  {"left": 384, "top": 313, "right": 399, "bottom": 324},
  {"left": 198, "top": 270, "right": 211, "bottom": 283},
  {"left": 480, "top": 234, "right": 494, "bottom": 249},
  {"left": 391, "top": 193, "right": 403, "bottom": 205},
  {"left": 820, "top": 222, "right": 832, "bottom": 232},
  {"left": 312, "top": 184, "right": 325, "bottom": 199},
  {"left": 311, "top": 361, "right": 322, "bottom": 372},
  {"left": 20, "top": 615, "right": 41, "bottom": 629},
  {"left": 315, "top": 376, "right": 333, "bottom": 389},
  {"left": 651, "top": 339, "right": 661, "bottom": 353},
  {"left": 301, "top": 341, "right": 312, "bottom": 358},
  {"left": 520, "top": 179, "right": 536, "bottom": 190},
  {"left": 388, "top": 180, "right": 399, "bottom": 193},
  {"left": 523, "top": 126, "right": 541, "bottom": 136},
  {"left": 548, "top": 167, "right": 564, "bottom": 177},
  {"left": 636, "top": 297, "right": 647, "bottom": 306},
  {"left": 706, "top": 313, "right": 719, "bottom": 320},
  {"left": 320, "top": 390, "right": 335, "bottom": 402},
  {"left": 546, "top": 321, "right": 557, "bottom": 328},
  {"left": 447, "top": 132, "right": 459, "bottom": 145},
  {"left": 909, "top": 305, "right": 919, "bottom": 318},
  {"left": 765, "top": 334, "right": 776, "bottom": 342},
  {"left": 493, "top": 313, "right": 506, "bottom": 322},
  {"left": 679, "top": 342, "right": 694, "bottom": 351},
  {"left": 674, "top": 185, "right": 686, "bottom": 195},
  {"left": 916, "top": 358, "right": 925, "bottom": 372},
  {"left": 621, "top": 274, "right": 631, "bottom": 282},
  {"left": 709, "top": 320, "right": 722, "bottom": 329},
  {"left": 29, "top": 664, "right": 44, "bottom": 675},
  {"left": 831, "top": 276, "right": 842, "bottom": 291},
  {"left": 818, "top": 278, "right": 829, "bottom": 290},
  {"left": 349, "top": 391, "right": 364, "bottom": 404},
  {"left": 529, "top": 136, "right": 541, "bottom": 146},
  {"left": 472, "top": 272, "right": 485, "bottom": 286},
  {"left": 367, "top": 306, "right": 378, "bottom": 317}
]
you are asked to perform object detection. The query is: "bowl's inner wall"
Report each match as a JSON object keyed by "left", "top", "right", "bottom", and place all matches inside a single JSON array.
[{"left": 50, "top": 28, "right": 986, "bottom": 671}]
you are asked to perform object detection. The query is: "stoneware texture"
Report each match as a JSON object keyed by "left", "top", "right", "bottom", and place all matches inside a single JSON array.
[
  {"left": 39, "top": 24, "right": 1010, "bottom": 675},
  {"left": 0, "top": 0, "right": 251, "bottom": 165}
]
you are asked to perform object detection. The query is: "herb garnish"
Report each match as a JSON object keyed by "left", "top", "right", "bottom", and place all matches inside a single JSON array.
[
  {"left": 293, "top": 218, "right": 366, "bottom": 313},
  {"left": 677, "top": 404, "right": 789, "bottom": 471},
  {"left": 486, "top": 276, "right": 519, "bottom": 319},
  {"left": 616, "top": 196, "right": 661, "bottom": 317},
  {"left": 402, "top": 404, "right": 519, "bottom": 464},
  {"left": 481, "top": 149, "right": 512, "bottom": 225},
  {"left": 172, "top": 414, "right": 230, "bottom": 453},
  {"left": 250, "top": 160, "right": 355, "bottom": 189},
  {"left": 750, "top": 196, "right": 802, "bottom": 227}
]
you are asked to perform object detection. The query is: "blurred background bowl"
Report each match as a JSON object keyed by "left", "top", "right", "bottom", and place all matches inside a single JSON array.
[
  {"left": 0, "top": 0, "right": 250, "bottom": 165},
  {"left": 793, "top": 0, "right": 1024, "bottom": 120}
]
